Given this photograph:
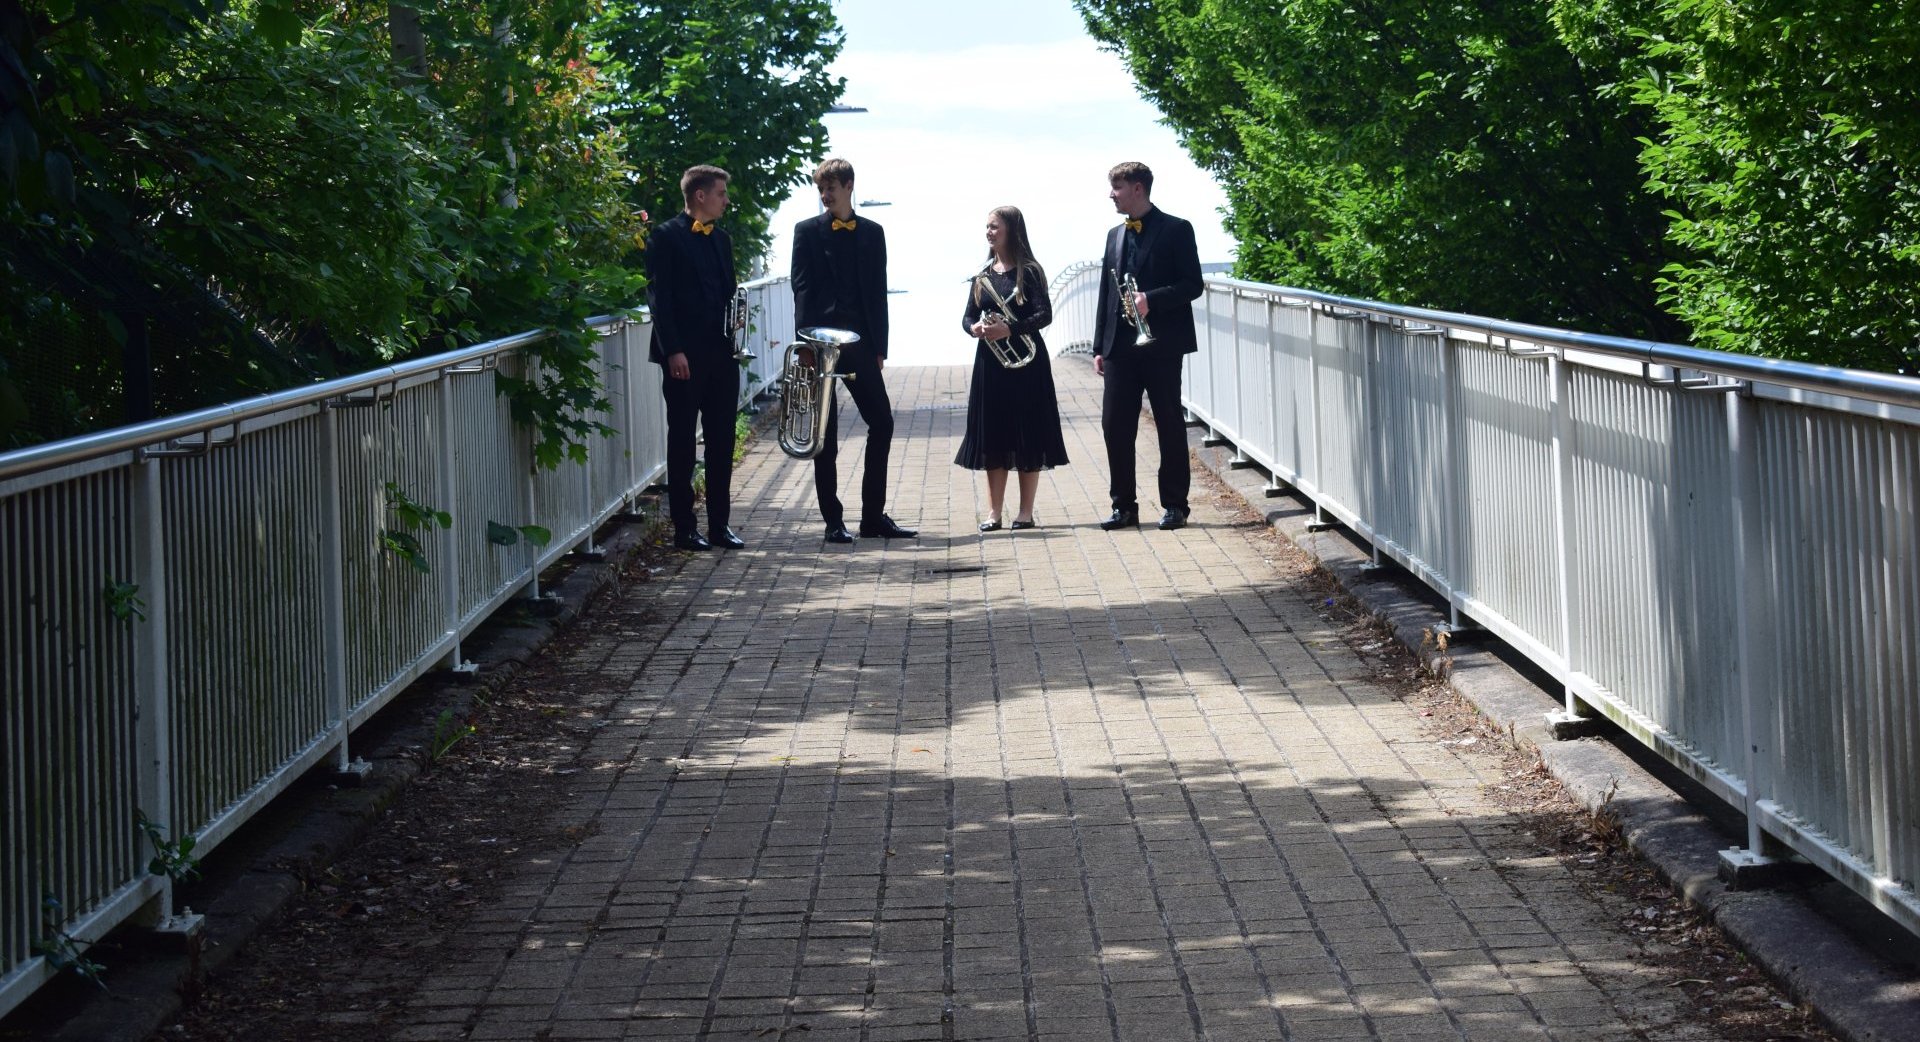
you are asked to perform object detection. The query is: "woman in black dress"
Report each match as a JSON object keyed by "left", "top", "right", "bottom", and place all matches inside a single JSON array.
[{"left": 955, "top": 205, "right": 1069, "bottom": 530}]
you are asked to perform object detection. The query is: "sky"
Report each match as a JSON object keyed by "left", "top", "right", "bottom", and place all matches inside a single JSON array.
[{"left": 762, "top": 0, "right": 1237, "bottom": 367}]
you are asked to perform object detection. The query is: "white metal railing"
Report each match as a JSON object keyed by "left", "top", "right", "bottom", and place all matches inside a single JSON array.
[
  {"left": 0, "top": 276, "right": 793, "bottom": 1017},
  {"left": 1053, "top": 264, "right": 1920, "bottom": 939}
]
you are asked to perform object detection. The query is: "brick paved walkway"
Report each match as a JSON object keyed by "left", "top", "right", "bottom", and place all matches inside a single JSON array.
[{"left": 397, "top": 360, "right": 1717, "bottom": 1041}]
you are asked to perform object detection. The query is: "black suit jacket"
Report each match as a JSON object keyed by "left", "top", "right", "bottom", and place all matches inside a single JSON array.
[
  {"left": 1094, "top": 206, "right": 1204, "bottom": 358},
  {"left": 646, "top": 212, "right": 736, "bottom": 365},
  {"left": 790, "top": 211, "right": 890, "bottom": 358}
]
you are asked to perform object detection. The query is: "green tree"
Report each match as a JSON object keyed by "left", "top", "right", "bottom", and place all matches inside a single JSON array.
[
  {"left": 595, "top": 0, "right": 845, "bottom": 268},
  {"left": 1567, "top": 0, "right": 1919, "bottom": 372},
  {"left": 1076, "top": 0, "right": 1684, "bottom": 341}
]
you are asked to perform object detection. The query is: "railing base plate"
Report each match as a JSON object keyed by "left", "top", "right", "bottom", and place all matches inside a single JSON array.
[
  {"left": 1718, "top": 848, "right": 1806, "bottom": 889},
  {"left": 1544, "top": 709, "right": 1609, "bottom": 740},
  {"left": 332, "top": 757, "right": 374, "bottom": 786}
]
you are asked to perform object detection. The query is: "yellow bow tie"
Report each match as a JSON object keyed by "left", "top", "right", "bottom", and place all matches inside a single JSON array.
[
  {"left": 691, "top": 219, "right": 714, "bottom": 235},
  {"left": 831, "top": 218, "right": 858, "bottom": 231},
  {"left": 1124, "top": 218, "right": 1144, "bottom": 233}
]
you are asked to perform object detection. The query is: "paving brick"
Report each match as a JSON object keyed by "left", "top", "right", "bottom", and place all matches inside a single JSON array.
[{"left": 381, "top": 364, "right": 1718, "bottom": 1040}]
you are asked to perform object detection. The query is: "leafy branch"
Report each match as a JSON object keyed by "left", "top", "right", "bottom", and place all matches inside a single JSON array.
[
  {"left": 382, "top": 481, "right": 451, "bottom": 574},
  {"left": 136, "top": 811, "right": 201, "bottom": 882}
]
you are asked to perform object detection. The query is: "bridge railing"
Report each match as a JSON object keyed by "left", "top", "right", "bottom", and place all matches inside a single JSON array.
[
  {"left": 1054, "top": 264, "right": 1920, "bottom": 939},
  {"left": 0, "top": 276, "right": 793, "bottom": 1017}
]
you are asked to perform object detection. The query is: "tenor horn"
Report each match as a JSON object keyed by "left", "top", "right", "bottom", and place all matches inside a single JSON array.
[{"left": 777, "top": 326, "right": 860, "bottom": 459}]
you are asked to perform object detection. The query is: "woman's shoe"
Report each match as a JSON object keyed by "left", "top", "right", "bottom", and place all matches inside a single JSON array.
[
  {"left": 979, "top": 519, "right": 1002, "bottom": 532},
  {"left": 1009, "top": 518, "right": 1037, "bottom": 530}
]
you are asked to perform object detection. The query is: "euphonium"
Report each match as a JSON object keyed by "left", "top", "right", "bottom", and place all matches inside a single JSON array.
[
  {"left": 1114, "top": 271, "right": 1156, "bottom": 347},
  {"left": 972, "top": 272, "right": 1039, "bottom": 369},
  {"left": 777, "top": 326, "right": 861, "bottom": 459},
  {"left": 726, "top": 288, "right": 753, "bottom": 362}
]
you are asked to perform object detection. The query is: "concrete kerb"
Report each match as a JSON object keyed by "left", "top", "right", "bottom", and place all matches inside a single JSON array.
[
  {"left": 1186, "top": 430, "right": 1920, "bottom": 1042},
  {"left": 13, "top": 502, "right": 670, "bottom": 1042}
]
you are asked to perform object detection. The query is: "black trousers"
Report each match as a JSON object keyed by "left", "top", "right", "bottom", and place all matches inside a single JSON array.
[
  {"left": 662, "top": 356, "right": 740, "bottom": 536},
  {"left": 1100, "top": 348, "right": 1189, "bottom": 514},
  {"left": 813, "top": 347, "right": 894, "bottom": 527}
]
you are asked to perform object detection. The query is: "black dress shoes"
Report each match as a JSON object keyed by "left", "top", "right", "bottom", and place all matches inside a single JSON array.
[
  {"left": 859, "top": 515, "right": 918, "bottom": 539},
  {"left": 824, "top": 524, "right": 856, "bottom": 544},
  {"left": 979, "top": 519, "right": 1002, "bottom": 532},
  {"left": 1098, "top": 508, "right": 1140, "bottom": 531},
  {"left": 673, "top": 530, "right": 713, "bottom": 551},
  {"left": 711, "top": 527, "right": 746, "bottom": 549},
  {"left": 1009, "top": 518, "right": 1037, "bottom": 530},
  {"left": 1158, "top": 507, "right": 1190, "bottom": 530}
]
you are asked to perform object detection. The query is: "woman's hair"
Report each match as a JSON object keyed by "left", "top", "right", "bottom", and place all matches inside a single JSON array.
[{"left": 976, "top": 205, "right": 1047, "bottom": 305}]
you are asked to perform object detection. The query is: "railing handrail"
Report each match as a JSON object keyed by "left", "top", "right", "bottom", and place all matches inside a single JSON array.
[
  {"left": 0, "top": 267, "right": 792, "bottom": 484},
  {"left": 1208, "top": 275, "right": 1920, "bottom": 411}
]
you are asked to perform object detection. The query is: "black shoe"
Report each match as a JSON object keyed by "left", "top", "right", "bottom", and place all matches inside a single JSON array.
[
  {"left": 711, "top": 527, "right": 746, "bottom": 549},
  {"left": 824, "top": 524, "right": 856, "bottom": 544},
  {"left": 1009, "top": 518, "right": 1037, "bottom": 530},
  {"left": 979, "top": 519, "right": 1002, "bottom": 532},
  {"left": 1157, "top": 507, "right": 1190, "bottom": 530},
  {"left": 673, "top": 530, "right": 713, "bottom": 551},
  {"left": 1099, "top": 508, "right": 1139, "bottom": 531},
  {"left": 859, "top": 515, "right": 918, "bottom": 539}
]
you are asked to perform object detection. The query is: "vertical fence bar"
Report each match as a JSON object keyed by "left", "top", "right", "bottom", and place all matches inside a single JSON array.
[
  {"left": 1726, "top": 388, "right": 1773, "bottom": 865},
  {"left": 318, "top": 406, "right": 352, "bottom": 772},
  {"left": 1547, "top": 353, "right": 1584, "bottom": 725},
  {"left": 131, "top": 453, "right": 172, "bottom": 921},
  {"left": 434, "top": 377, "right": 470, "bottom": 670},
  {"left": 1362, "top": 318, "right": 1383, "bottom": 566}
]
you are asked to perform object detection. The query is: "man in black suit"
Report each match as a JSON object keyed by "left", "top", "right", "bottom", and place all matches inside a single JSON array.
[
  {"left": 789, "top": 158, "right": 916, "bottom": 543},
  {"left": 648, "top": 164, "right": 746, "bottom": 552},
  {"left": 1092, "top": 161, "right": 1205, "bottom": 531}
]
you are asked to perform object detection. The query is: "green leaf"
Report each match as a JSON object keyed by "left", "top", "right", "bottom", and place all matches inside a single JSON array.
[
  {"left": 518, "top": 524, "right": 552, "bottom": 547},
  {"left": 256, "top": 5, "right": 302, "bottom": 46},
  {"left": 486, "top": 520, "right": 519, "bottom": 546}
]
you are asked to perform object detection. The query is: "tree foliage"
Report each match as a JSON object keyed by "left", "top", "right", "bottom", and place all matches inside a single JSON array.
[
  {"left": 1076, "top": 0, "right": 1684, "bottom": 341},
  {"left": 1080, "top": 0, "right": 1920, "bottom": 371},
  {"left": 0, "top": 0, "right": 843, "bottom": 452},
  {"left": 1569, "top": 0, "right": 1919, "bottom": 371},
  {"left": 595, "top": 0, "right": 844, "bottom": 266}
]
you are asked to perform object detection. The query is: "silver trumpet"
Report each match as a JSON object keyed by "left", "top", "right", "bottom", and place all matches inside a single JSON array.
[
  {"left": 777, "top": 326, "right": 860, "bottom": 459},
  {"left": 1114, "top": 271, "right": 1155, "bottom": 347},
  {"left": 972, "top": 273, "right": 1038, "bottom": 369},
  {"left": 726, "top": 287, "right": 753, "bottom": 362}
]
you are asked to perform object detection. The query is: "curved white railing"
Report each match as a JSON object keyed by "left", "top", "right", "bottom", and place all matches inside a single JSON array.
[
  {"left": 1052, "top": 262, "right": 1920, "bottom": 939},
  {"left": 0, "top": 276, "right": 794, "bottom": 1016}
]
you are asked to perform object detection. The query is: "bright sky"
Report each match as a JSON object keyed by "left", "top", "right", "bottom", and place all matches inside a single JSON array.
[{"left": 762, "top": 0, "right": 1237, "bottom": 367}]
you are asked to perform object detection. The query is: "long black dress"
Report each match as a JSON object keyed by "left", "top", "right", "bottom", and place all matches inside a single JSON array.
[{"left": 954, "top": 264, "right": 1070, "bottom": 472}]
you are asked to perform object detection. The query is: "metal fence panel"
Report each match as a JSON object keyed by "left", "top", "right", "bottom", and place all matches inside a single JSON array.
[
  {"left": 0, "top": 470, "right": 143, "bottom": 979},
  {"left": 0, "top": 283, "right": 763, "bottom": 1015},
  {"left": 1051, "top": 265, "right": 1920, "bottom": 938}
]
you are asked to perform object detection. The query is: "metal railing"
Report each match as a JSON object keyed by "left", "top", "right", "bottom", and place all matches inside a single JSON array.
[
  {"left": 1053, "top": 264, "right": 1920, "bottom": 939},
  {"left": 0, "top": 276, "right": 793, "bottom": 1016}
]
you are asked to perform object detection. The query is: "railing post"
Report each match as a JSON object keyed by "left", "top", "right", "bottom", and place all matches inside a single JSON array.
[
  {"left": 132, "top": 451, "right": 174, "bottom": 924},
  {"left": 1263, "top": 297, "right": 1289, "bottom": 496},
  {"left": 318, "top": 406, "right": 363, "bottom": 777},
  {"left": 1440, "top": 331, "right": 1472, "bottom": 635},
  {"left": 1361, "top": 317, "right": 1384, "bottom": 568},
  {"left": 1544, "top": 353, "right": 1597, "bottom": 737},
  {"left": 434, "top": 377, "right": 473, "bottom": 672},
  {"left": 1306, "top": 304, "right": 1329, "bottom": 529},
  {"left": 1721, "top": 388, "right": 1782, "bottom": 880}
]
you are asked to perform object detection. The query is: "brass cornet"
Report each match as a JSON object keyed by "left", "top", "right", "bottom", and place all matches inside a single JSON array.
[
  {"left": 971, "top": 273, "right": 1038, "bottom": 369},
  {"left": 1114, "top": 271, "right": 1155, "bottom": 347},
  {"left": 726, "top": 288, "right": 753, "bottom": 362},
  {"left": 777, "top": 326, "right": 860, "bottom": 459}
]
